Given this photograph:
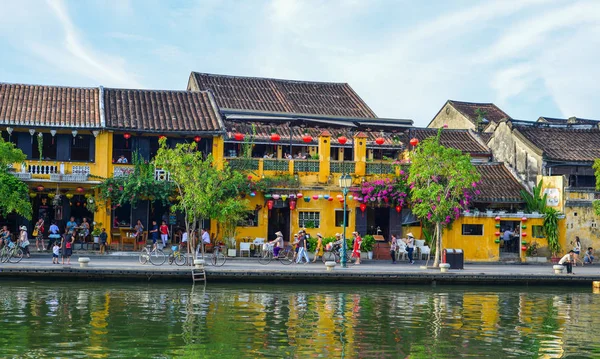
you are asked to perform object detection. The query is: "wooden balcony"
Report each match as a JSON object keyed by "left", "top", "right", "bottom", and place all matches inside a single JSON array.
[{"left": 11, "top": 160, "right": 91, "bottom": 182}]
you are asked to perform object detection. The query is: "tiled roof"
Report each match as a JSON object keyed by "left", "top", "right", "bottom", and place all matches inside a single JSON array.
[
  {"left": 537, "top": 116, "right": 600, "bottom": 125},
  {"left": 103, "top": 88, "right": 223, "bottom": 133},
  {"left": 0, "top": 83, "right": 100, "bottom": 128},
  {"left": 475, "top": 132, "right": 493, "bottom": 144},
  {"left": 473, "top": 163, "right": 525, "bottom": 203},
  {"left": 190, "top": 72, "right": 377, "bottom": 118},
  {"left": 515, "top": 125, "right": 600, "bottom": 162},
  {"left": 449, "top": 100, "right": 511, "bottom": 124},
  {"left": 406, "top": 128, "right": 491, "bottom": 155}
]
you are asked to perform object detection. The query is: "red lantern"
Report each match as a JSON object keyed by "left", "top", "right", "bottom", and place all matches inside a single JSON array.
[
  {"left": 375, "top": 137, "right": 385, "bottom": 145},
  {"left": 123, "top": 132, "right": 131, "bottom": 148},
  {"left": 194, "top": 136, "right": 201, "bottom": 143},
  {"left": 338, "top": 136, "right": 348, "bottom": 145},
  {"left": 410, "top": 138, "right": 419, "bottom": 147},
  {"left": 495, "top": 216, "right": 501, "bottom": 221},
  {"left": 521, "top": 217, "right": 527, "bottom": 222},
  {"left": 36, "top": 185, "right": 45, "bottom": 192},
  {"left": 312, "top": 195, "right": 319, "bottom": 200},
  {"left": 360, "top": 203, "right": 367, "bottom": 212},
  {"left": 395, "top": 205, "right": 402, "bottom": 213},
  {"left": 289, "top": 200, "right": 296, "bottom": 210},
  {"left": 328, "top": 197, "right": 334, "bottom": 201},
  {"left": 296, "top": 193, "right": 303, "bottom": 198},
  {"left": 76, "top": 187, "right": 84, "bottom": 193},
  {"left": 521, "top": 245, "right": 527, "bottom": 251},
  {"left": 522, "top": 233, "right": 527, "bottom": 237},
  {"left": 267, "top": 200, "right": 274, "bottom": 210},
  {"left": 495, "top": 231, "right": 500, "bottom": 236},
  {"left": 234, "top": 133, "right": 244, "bottom": 141},
  {"left": 302, "top": 134, "right": 312, "bottom": 143},
  {"left": 271, "top": 133, "right": 281, "bottom": 142}
]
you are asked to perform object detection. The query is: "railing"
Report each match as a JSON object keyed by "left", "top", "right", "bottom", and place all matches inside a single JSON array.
[
  {"left": 293, "top": 160, "right": 320, "bottom": 173},
  {"left": 154, "top": 168, "right": 171, "bottom": 182},
  {"left": 113, "top": 165, "right": 134, "bottom": 177},
  {"left": 366, "top": 162, "right": 394, "bottom": 175},
  {"left": 11, "top": 161, "right": 91, "bottom": 181},
  {"left": 330, "top": 161, "right": 356, "bottom": 174},
  {"left": 27, "top": 164, "right": 58, "bottom": 175},
  {"left": 263, "top": 159, "right": 290, "bottom": 172},
  {"left": 227, "top": 158, "right": 260, "bottom": 171}
]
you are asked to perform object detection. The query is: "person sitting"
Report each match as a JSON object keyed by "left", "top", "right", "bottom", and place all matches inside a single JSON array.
[
  {"left": 117, "top": 155, "right": 128, "bottom": 164},
  {"left": 559, "top": 250, "right": 575, "bottom": 274},
  {"left": 584, "top": 247, "right": 594, "bottom": 264},
  {"left": 268, "top": 231, "right": 284, "bottom": 257}
]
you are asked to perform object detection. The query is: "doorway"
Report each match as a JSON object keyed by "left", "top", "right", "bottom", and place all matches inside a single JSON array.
[
  {"left": 267, "top": 207, "right": 290, "bottom": 243},
  {"left": 366, "top": 207, "right": 390, "bottom": 238},
  {"left": 500, "top": 220, "right": 520, "bottom": 256}
]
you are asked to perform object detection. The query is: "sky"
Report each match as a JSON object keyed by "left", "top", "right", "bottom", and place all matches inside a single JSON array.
[{"left": 1, "top": 0, "right": 599, "bottom": 127}]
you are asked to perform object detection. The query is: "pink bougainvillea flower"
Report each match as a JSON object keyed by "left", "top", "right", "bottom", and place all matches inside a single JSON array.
[{"left": 472, "top": 182, "right": 477, "bottom": 188}]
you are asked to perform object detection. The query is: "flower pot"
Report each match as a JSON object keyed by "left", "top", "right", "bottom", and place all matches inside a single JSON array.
[
  {"left": 367, "top": 251, "right": 373, "bottom": 260},
  {"left": 551, "top": 256, "right": 560, "bottom": 264},
  {"left": 227, "top": 249, "right": 237, "bottom": 257}
]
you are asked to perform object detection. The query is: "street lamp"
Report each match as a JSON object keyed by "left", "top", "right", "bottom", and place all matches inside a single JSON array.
[{"left": 339, "top": 173, "right": 352, "bottom": 268}]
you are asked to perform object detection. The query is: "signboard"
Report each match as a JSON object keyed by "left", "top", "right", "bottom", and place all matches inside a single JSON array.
[{"left": 169, "top": 213, "right": 177, "bottom": 225}]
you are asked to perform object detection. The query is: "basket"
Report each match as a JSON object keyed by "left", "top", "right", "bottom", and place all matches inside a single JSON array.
[{"left": 171, "top": 245, "right": 179, "bottom": 252}]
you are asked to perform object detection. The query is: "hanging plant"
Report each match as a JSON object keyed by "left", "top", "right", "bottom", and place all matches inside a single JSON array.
[
  {"left": 37, "top": 133, "right": 43, "bottom": 161},
  {"left": 86, "top": 196, "right": 97, "bottom": 213}
]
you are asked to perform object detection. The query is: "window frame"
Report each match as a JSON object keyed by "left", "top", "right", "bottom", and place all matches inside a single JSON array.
[
  {"left": 298, "top": 211, "right": 321, "bottom": 228},
  {"left": 334, "top": 209, "right": 350, "bottom": 228},
  {"left": 461, "top": 224, "right": 484, "bottom": 236}
]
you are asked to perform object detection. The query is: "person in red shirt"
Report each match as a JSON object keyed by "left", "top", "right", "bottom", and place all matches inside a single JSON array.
[{"left": 160, "top": 221, "right": 169, "bottom": 248}]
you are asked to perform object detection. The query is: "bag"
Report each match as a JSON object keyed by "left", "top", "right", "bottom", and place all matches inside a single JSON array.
[
  {"left": 21, "top": 240, "right": 30, "bottom": 248},
  {"left": 32, "top": 229, "right": 39, "bottom": 237},
  {"left": 66, "top": 241, "right": 72, "bottom": 249}
]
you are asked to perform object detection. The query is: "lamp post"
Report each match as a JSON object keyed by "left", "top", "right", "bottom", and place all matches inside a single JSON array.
[{"left": 339, "top": 173, "right": 352, "bottom": 268}]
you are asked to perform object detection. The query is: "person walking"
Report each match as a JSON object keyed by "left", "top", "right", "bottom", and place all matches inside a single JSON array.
[
  {"left": 559, "top": 250, "right": 575, "bottom": 274},
  {"left": 351, "top": 232, "right": 362, "bottom": 265},
  {"left": 52, "top": 242, "right": 60, "bottom": 264},
  {"left": 33, "top": 217, "right": 45, "bottom": 252},
  {"left": 572, "top": 236, "right": 583, "bottom": 266},
  {"left": 99, "top": 228, "right": 108, "bottom": 255},
  {"left": 61, "top": 232, "right": 75, "bottom": 265},
  {"left": 390, "top": 234, "right": 398, "bottom": 264},
  {"left": 150, "top": 220, "right": 159, "bottom": 249},
  {"left": 403, "top": 233, "right": 415, "bottom": 264},
  {"left": 19, "top": 226, "right": 31, "bottom": 258},
  {"left": 312, "top": 233, "right": 324, "bottom": 262},
  {"left": 296, "top": 232, "right": 309, "bottom": 264},
  {"left": 160, "top": 221, "right": 169, "bottom": 249}
]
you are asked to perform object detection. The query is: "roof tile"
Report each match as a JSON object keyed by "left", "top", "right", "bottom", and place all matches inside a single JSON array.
[
  {"left": 449, "top": 100, "right": 510, "bottom": 124},
  {"left": 473, "top": 163, "right": 525, "bottom": 203},
  {"left": 515, "top": 125, "right": 600, "bottom": 162}
]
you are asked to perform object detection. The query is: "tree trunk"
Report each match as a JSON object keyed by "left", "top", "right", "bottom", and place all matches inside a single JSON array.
[{"left": 433, "top": 222, "right": 442, "bottom": 267}]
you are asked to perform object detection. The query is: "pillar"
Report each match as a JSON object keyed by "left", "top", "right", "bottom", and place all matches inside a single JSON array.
[
  {"left": 212, "top": 135, "right": 225, "bottom": 170},
  {"left": 277, "top": 145, "right": 283, "bottom": 159},
  {"left": 353, "top": 132, "right": 367, "bottom": 176},
  {"left": 318, "top": 130, "right": 331, "bottom": 184}
]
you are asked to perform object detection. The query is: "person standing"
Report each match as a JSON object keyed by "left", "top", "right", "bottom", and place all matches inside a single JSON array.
[
  {"left": 312, "top": 233, "right": 324, "bottom": 263},
  {"left": 150, "top": 220, "right": 159, "bottom": 249},
  {"left": 160, "top": 220, "right": 169, "bottom": 249},
  {"left": 403, "top": 233, "right": 415, "bottom": 264},
  {"left": 572, "top": 236, "right": 582, "bottom": 266},
  {"left": 99, "top": 228, "right": 108, "bottom": 254},
  {"left": 61, "top": 232, "right": 75, "bottom": 265},
  {"left": 559, "top": 250, "right": 575, "bottom": 274},
  {"left": 52, "top": 242, "right": 60, "bottom": 264},
  {"left": 351, "top": 232, "right": 362, "bottom": 265},
  {"left": 80, "top": 218, "right": 90, "bottom": 250},
  {"left": 19, "top": 226, "right": 31, "bottom": 258},
  {"left": 296, "top": 233, "right": 309, "bottom": 264},
  {"left": 503, "top": 228, "right": 515, "bottom": 252},
  {"left": 47, "top": 221, "right": 61, "bottom": 250},
  {"left": 34, "top": 217, "right": 45, "bottom": 252},
  {"left": 390, "top": 234, "right": 398, "bottom": 264}
]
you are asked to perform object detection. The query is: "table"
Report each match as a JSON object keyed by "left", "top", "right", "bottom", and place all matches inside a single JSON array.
[{"left": 119, "top": 228, "right": 138, "bottom": 250}]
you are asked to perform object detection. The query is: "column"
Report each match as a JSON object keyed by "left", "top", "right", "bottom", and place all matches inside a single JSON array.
[
  {"left": 318, "top": 130, "right": 331, "bottom": 184},
  {"left": 353, "top": 132, "right": 367, "bottom": 177}
]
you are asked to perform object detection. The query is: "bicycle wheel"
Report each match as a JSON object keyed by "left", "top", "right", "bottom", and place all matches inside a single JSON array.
[
  {"left": 258, "top": 251, "right": 272, "bottom": 265},
  {"left": 211, "top": 252, "right": 226, "bottom": 267},
  {"left": 343, "top": 251, "right": 354, "bottom": 267},
  {"left": 149, "top": 249, "right": 166, "bottom": 266},
  {"left": 280, "top": 249, "right": 294, "bottom": 265},
  {"left": 9, "top": 248, "right": 24, "bottom": 263},
  {"left": 0, "top": 249, "right": 9, "bottom": 263},
  {"left": 139, "top": 248, "right": 149, "bottom": 264},
  {"left": 174, "top": 252, "right": 187, "bottom": 266},
  {"left": 322, "top": 251, "right": 336, "bottom": 263}
]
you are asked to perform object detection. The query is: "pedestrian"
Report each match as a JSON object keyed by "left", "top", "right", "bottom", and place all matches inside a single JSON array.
[
  {"left": 52, "top": 242, "right": 60, "bottom": 264},
  {"left": 34, "top": 217, "right": 44, "bottom": 252},
  {"left": 160, "top": 220, "right": 169, "bottom": 249},
  {"left": 351, "top": 231, "right": 362, "bottom": 265},
  {"left": 584, "top": 247, "right": 594, "bottom": 264},
  {"left": 403, "top": 233, "right": 415, "bottom": 264},
  {"left": 180, "top": 230, "right": 188, "bottom": 252},
  {"left": 150, "top": 220, "right": 159, "bottom": 249},
  {"left": 390, "top": 234, "right": 398, "bottom": 264},
  {"left": 19, "top": 226, "right": 31, "bottom": 258},
  {"left": 559, "top": 250, "right": 575, "bottom": 274},
  {"left": 572, "top": 236, "right": 582, "bottom": 266},
  {"left": 61, "top": 232, "right": 75, "bottom": 265},
  {"left": 80, "top": 217, "right": 90, "bottom": 249},
  {"left": 48, "top": 221, "right": 61, "bottom": 251},
  {"left": 312, "top": 233, "right": 324, "bottom": 262},
  {"left": 292, "top": 233, "right": 300, "bottom": 261},
  {"left": 99, "top": 228, "right": 108, "bottom": 255},
  {"left": 296, "top": 232, "right": 309, "bottom": 264},
  {"left": 134, "top": 219, "right": 144, "bottom": 250}
]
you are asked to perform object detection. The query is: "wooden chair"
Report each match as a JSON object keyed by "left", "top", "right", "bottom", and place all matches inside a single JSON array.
[{"left": 111, "top": 230, "right": 122, "bottom": 251}]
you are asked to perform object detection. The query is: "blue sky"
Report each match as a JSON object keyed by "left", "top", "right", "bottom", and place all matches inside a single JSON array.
[{"left": 1, "top": 0, "right": 599, "bottom": 127}]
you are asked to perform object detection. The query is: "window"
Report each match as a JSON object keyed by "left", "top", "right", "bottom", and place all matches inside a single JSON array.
[
  {"left": 238, "top": 210, "right": 259, "bottom": 227},
  {"left": 462, "top": 224, "right": 483, "bottom": 236},
  {"left": 32, "top": 133, "right": 57, "bottom": 160},
  {"left": 112, "top": 135, "right": 132, "bottom": 163},
  {"left": 71, "top": 135, "right": 92, "bottom": 161},
  {"left": 532, "top": 225, "right": 544, "bottom": 238},
  {"left": 299, "top": 211, "right": 320, "bottom": 228},
  {"left": 335, "top": 210, "right": 350, "bottom": 227}
]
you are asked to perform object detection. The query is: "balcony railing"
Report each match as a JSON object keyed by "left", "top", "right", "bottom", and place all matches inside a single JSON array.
[
  {"left": 227, "top": 158, "right": 260, "bottom": 171},
  {"left": 294, "top": 160, "right": 320, "bottom": 173},
  {"left": 263, "top": 159, "right": 290, "bottom": 172},
  {"left": 366, "top": 162, "right": 394, "bottom": 175},
  {"left": 113, "top": 165, "right": 170, "bottom": 182},
  {"left": 11, "top": 161, "right": 90, "bottom": 181},
  {"left": 330, "top": 161, "right": 356, "bottom": 174}
]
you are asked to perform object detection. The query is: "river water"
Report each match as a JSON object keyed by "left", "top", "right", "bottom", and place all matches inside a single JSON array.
[{"left": 0, "top": 281, "right": 598, "bottom": 358}]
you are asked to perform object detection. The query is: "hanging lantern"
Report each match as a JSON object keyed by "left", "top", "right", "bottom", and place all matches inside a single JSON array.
[
  {"left": 29, "top": 193, "right": 37, "bottom": 198},
  {"left": 409, "top": 138, "right": 419, "bottom": 147},
  {"left": 312, "top": 195, "right": 319, "bottom": 200},
  {"left": 521, "top": 245, "right": 527, "bottom": 251},
  {"left": 194, "top": 135, "right": 201, "bottom": 143},
  {"left": 328, "top": 197, "right": 334, "bottom": 201},
  {"left": 318, "top": 194, "right": 324, "bottom": 200},
  {"left": 360, "top": 203, "right": 367, "bottom": 212},
  {"left": 395, "top": 205, "right": 402, "bottom": 213},
  {"left": 234, "top": 132, "right": 244, "bottom": 141},
  {"left": 336, "top": 194, "right": 343, "bottom": 201},
  {"left": 270, "top": 133, "right": 281, "bottom": 142},
  {"left": 50, "top": 129, "right": 57, "bottom": 144},
  {"left": 522, "top": 233, "right": 527, "bottom": 237},
  {"left": 303, "top": 197, "right": 311, "bottom": 203},
  {"left": 324, "top": 195, "right": 330, "bottom": 200},
  {"left": 302, "top": 133, "right": 312, "bottom": 143},
  {"left": 250, "top": 192, "right": 256, "bottom": 197},
  {"left": 48, "top": 193, "right": 56, "bottom": 199},
  {"left": 495, "top": 216, "right": 501, "bottom": 221},
  {"left": 348, "top": 195, "right": 354, "bottom": 201},
  {"left": 521, "top": 217, "right": 527, "bottom": 222},
  {"left": 495, "top": 231, "right": 500, "bottom": 236},
  {"left": 76, "top": 187, "right": 84, "bottom": 193},
  {"left": 29, "top": 129, "right": 36, "bottom": 144},
  {"left": 266, "top": 200, "right": 274, "bottom": 210},
  {"left": 76, "top": 202, "right": 81, "bottom": 207},
  {"left": 36, "top": 185, "right": 45, "bottom": 192},
  {"left": 338, "top": 136, "right": 348, "bottom": 145},
  {"left": 289, "top": 200, "right": 296, "bottom": 210},
  {"left": 123, "top": 132, "right": 131, "bottom": 148},
  {"left": 272, "top": 194, "right": 280, "bottom": 200},
  {"left": 71, "top": 130, "right": 78, "bottom": 145},
  {"left": 66, "top": 193, "right": 74, "bottom": 199},
  {"left": 289, "top": 194, "right": 296, "bottom": 199},
  {"left": 281, "top": 195, "right": 288, "bottom": 201},
  {"left": 297, "top": 193, "right": 303, "bottom": 199},
  {"left": 375, "top": 137, "right": 385, "bottom": 145}
]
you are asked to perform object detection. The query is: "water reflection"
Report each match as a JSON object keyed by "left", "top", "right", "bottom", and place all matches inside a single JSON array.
[{"left": 0, "top": 282, "right": 599, "bottom": 358}]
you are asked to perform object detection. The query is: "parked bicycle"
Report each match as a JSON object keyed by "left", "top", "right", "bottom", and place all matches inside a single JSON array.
[
  {"left": 258, "top": 243, "right": 294, "bottom": 265},
  {"left": 139, "top": 245, "right": 166, "bottom": 266},
  {"left": 168, "top": 245, "right": 187, "bottom": 266},
  {"left": 195, "top": 244, "right": 226, "bottom": 267},
  {"left": 0, "top": 242, "right": 24, "bottom": 264},
  {"left": 322, "top": 243, "right": 354, "bottom": 266}
]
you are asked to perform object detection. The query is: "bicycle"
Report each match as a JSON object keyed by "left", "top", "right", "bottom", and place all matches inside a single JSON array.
[
  {"left": 0, "top": 242, "right": 24, "bottom": 264},
  {"left": 322, "top": 244, "right": 354, "bottom": 266},
  {"left": 168, "top": 245, "right": 187, "bottom": 266},
  {"left": 195, "top": 244, "right": 226, "bottom": 267},
  {"left": 258, "top": 244, "right": 294, "bottom": 265},
  {"left": 139, "top": 244, "right": 166, "bottom": 266}
]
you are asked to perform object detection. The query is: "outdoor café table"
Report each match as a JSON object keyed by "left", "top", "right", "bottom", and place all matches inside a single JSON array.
[{"left": 119, "top": 228, "right": 137, "bottom": 250}]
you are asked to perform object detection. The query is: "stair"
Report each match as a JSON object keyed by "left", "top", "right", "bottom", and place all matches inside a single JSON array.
[{"left": 191, "top": 260, "right": 206, "bottom": 283}]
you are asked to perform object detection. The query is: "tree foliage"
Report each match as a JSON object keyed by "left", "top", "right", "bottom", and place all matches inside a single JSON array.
[
  {"left": 520, "top": 180, "right": 547, "bottom": 213},
  {"left": 593, "top": 159, "right": 600, "bottom": 216},
  {"left": 408, "top": 128, "right": 480, "bottom": 266},
  {"left": 0, "top": 135, "right": 32, "bottom": 220}
]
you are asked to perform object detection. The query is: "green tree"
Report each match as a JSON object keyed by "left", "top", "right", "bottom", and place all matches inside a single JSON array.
[
  {"left": 520, "top": 180, "right": 547, "bottom": 213},
  {"left": 408, "top": 128, "right": 480, "bottom": 267},
  {"left": 592, "top": 159, "right": 600, "bottom": 216},
  {"left": 0, "top": 135, "right": 32, "bottom": 220},
  {"left": 154, "top": 139, "right": 249, "bottom": 256}
]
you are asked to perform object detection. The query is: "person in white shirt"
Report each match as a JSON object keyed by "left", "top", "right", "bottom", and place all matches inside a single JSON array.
[{"left": 558, "top": 250, "right": 575, "bottom": 274}]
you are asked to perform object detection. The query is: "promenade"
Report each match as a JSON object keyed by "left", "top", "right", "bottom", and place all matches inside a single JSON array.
[{"left": 1, "top": 252, "right": 599, "bottom": 285}]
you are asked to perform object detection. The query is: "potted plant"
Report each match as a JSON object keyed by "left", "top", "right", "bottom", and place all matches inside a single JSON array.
[
  {"left": 91, "top": 222, "right": 103, "bottom": 244},
  {"left": 225, "top": 237, "right": 237, "bottom": 257},
  {"left": 362, "top": 235, "right": 375, "bottom": 259},
  {"left": 544, "top": 208, "right": 561, "bottom": 263}
]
